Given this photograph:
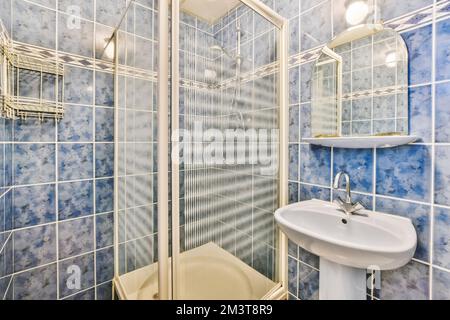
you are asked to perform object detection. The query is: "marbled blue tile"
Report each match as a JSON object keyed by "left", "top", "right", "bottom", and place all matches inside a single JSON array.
[
  {"left": 58, "top": 143, "right": 93, "bottom": 181},
  {"left": 435, "top": 82, "right": 450, "bottom": 143},
  {"left": 432, "top": 268, "right": 450, "bottom": 300},
  {"left": 352, "top": 98, "right": 372, "bottom": 120},
  {"left": 58, "top": 105, "right": 93, "bottom": 142},
  {"left": 96, "top": 178, "right": 114, "bottom": 213},
  {"left": 12, "top": 0, "right": 56, "bottom": 49},
  {"left": 288, "top": 256, "right": 298, "bottom": 297},
  {"left": 333, "top": 148, "right": 373, "bottom": 193},
  {"left": 0, "top": 231, "right": 13, "bottom": 278},
  {"left": 380, "top": 260, "right": 429, "bottom": 300},
  {"left": 298, "top": 247, "right": 319, "bottom": 269},
  {"left": 378, "top": 0, "right": 433, "bottom": 21},
  {"left": 433, "top": 207, "right": 450, "bottom": 269},
  {"left": 58, "top": 217, "right": 94, "bottom": 259},
  {"left": 289, "top": 66, "right": 300, "bottom": 105},
  {"left": 96, "top": 280, "right": 113, "bottom": 300},
  {"left": 376, "top": 145, "right": 431, "bottom": 202},
  {"left": 13, "top": 224, "right": 56, "bottom": 272},
  {"left": 300, "top": 144, "right": 331, "bottom": 186},
  {"left": 14, "top": 119, "right": 55, "bottom": 142},
  {"left": 300, "top": 62, "right": 313, "bottom": 103},
  {"left": 289, "top": 16, "right": 299, "bottom": 55},
  {"left": 288, "top": 144, "right": 299, "bottom": 180},
  {"left": 288, "top": 182, "right": 299, "bottom": 204},
  {"left": 0, "top": 275, "right": 12, "bottom": 299},
  {"left": 300, "top": 103, "right": 311, "bottom": 138},
  {"left": 275, "top": 0, "right": 299, "bottom": 19},
  {"left": 64, "top": 66, "right": 94, "bottom": 105},
  {"left": 298, "top": 262, "right": 319, "bottom": 300},
  {"left": 409, "top": 85, "right": 432, "bottom": 142},
  {"left": 289, "top": 105, "right": 300, "bottom": 142},
  {"left": 254, "top": 31, "right": 275, "bottom": 68},
  {"left": 435, "top": 146, "right": 450, "bottom": 206},
  {"left": 300, "top": 1, "right": 331, "bottom": 51},
  {"left": 58, "top": 13, "right": 94, "bottom": 57},
  {"left": 58, "top": 0, "right": 94, "bottom": 20},
  {"left": 288, "top": 239, "right": 298, "bottom": 258},
  {"left": 135, "top": 4, "right": 153, "bottom": 39},
  {"left": 0, "top": 0, "right": 11, "bottom": 35},
  {"left": 96, "top": 246, "right": 114, "bottom": 283},
  {"left": 96, "top": 212, "right": 113, "bottom": 249},
  {"left": 376, "top": 197, "right": 430, "bottom": 262},
  {"left": 58, "top": 180, "right": 93, "bottom": 220},
  {"left": 14, "top": 144, "right": 55, "bottom": 185},
  {"left": 13, "top": 263, "right": 57, "bottom": 300},
  {"left": 402, "top": 24, "right": 432, "bottom": 85},
  {"left": 13, "top": 184, "right": 56, "bottom": 229},
  {"left": 95, "top": 143, "right": 114, "bottom": 178},
  {"left": 1, "top": 190, "right": 13, "bottom": 232},
  {"left": 58, "top": 253, "right": 94, "bottom": 298},
  {"left": 96, "top": 0, "right": 127, "bottom": 27},
  {"left": 299, "top": 184, "right": 331, "bottom": 201},
  {"left": 95, "top": 72, "right": 114, "bottom": 107},
  {"left": 17, "top": 69, "right": 40, "bottom": 99},
  {"left": 135, "top": 37, "right": 153, "bottom": 70},
  {"left": 95, "top": 108, "right": 114, "bottom": 142},
  {"left": 252, "top": 243, "right": 274, "bottom": 279},
  {"left": 436, "top": 18, "right": 450, "bottom": 81}
]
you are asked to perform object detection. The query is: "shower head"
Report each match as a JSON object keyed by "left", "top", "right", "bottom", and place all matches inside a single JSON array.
[
  {"left": 209, "top": 45, "right": 227, "bottom": 55},
  {"left": 209, "top": 45, "right": 234, "bottom": 59},
  {"left": 209, "top": 45, "right": 224, "bottom": 52}
]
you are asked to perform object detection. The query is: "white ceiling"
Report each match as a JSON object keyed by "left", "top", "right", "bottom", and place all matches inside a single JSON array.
[{"left": 181, "top": 0, "right": 241, "bottom": 25}]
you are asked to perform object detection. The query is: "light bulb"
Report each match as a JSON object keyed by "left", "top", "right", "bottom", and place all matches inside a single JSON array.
[
  {"left": 385, "top": 51, "right": 397, "bottom": 68},
  {"left": 345, "top": 1, "right": 369, "bottom": 25}
]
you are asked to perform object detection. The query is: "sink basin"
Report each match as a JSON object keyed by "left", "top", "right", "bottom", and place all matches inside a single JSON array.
[
  {"left": 275, "top": 200, "right": 417, "bottom": 270},
  {"left": 275, "top": 200, "right": 417, "bottom": 299}
]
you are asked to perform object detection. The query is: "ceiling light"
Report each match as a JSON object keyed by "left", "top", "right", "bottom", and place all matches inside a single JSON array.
[{"left": 345, "top": 1, "right": 369, "bottom": 26}]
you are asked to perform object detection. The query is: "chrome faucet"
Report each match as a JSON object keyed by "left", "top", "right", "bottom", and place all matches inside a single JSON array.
[{"left": 333, "top": 172, "right": 365, "bottom": 216}]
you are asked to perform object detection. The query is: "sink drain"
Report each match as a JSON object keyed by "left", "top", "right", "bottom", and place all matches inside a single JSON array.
[{"left": 341, "top": 219, "right": 348, "bottom": 224}]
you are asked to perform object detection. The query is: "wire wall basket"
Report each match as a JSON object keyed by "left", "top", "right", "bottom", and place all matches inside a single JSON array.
[{"left": 0, "top": 23, "right": 64, "bottom": 121}]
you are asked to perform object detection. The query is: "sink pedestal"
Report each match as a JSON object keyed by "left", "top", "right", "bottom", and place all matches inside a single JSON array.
[{"left": 319, "top": 258, "right": 366, "bottom": 300}]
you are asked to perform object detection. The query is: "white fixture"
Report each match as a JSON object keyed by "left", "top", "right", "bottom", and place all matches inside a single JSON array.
[
  {"left": 115, "top": 243, "right": 277, "bottom": 300},
  {"left": 328, "top": 23, "right": 384, "bottom": 49},
  {"left": 302, "top": 135, "right": 418, "bottom": 149},
  {"left": 181, "top": 0, "right": 241, "bottom": 24},
  {"left": 385, "top": 51, "right": 398, "bottom": 68},
  {"left": 345, "top": 1, "right": 369, "bottom": 26},
  {"left": 275, "top": 200, "right": 417, "bottom": 299}
]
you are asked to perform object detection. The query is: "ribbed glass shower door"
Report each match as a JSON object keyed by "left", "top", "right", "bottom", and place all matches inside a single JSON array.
[
  {"left": 171, "top": 0, "right": 288, "bottom": 300},
  {"left": 113, "top": 0, "right": 160, "bottom": 299}
]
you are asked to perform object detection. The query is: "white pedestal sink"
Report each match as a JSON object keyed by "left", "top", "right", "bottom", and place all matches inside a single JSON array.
[{"left": 275, "top": 200, "right": 417, "bottom": 300}]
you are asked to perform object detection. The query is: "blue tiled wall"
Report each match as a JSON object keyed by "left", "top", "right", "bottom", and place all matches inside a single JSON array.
[
  {"left": 2, "top": 0, "right": 450, "bottom": 301},
  {"left": 281, "top": 0, "right": 450, "bottom": 300},
  {"left": 0, "top": 0, "right": 152, "bottom": 300}
]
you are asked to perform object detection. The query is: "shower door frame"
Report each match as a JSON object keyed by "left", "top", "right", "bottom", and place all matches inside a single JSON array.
[{"left": 168, "top": 0, "right": 289, "bottom": 300}]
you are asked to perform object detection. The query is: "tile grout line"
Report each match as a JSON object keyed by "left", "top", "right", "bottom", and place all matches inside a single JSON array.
[
  {"left": 55, "top": 0, "right": 60, "bottom": 300},
  {"left": 428, "top": 0, "right": 438, "bottom": 301}
]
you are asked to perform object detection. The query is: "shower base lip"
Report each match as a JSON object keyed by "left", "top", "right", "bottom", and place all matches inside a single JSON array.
[{"left": 114, "top": 242, "right": 278, "bottom": 300}]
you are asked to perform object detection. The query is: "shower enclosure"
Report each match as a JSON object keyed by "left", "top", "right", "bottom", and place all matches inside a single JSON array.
[{"left": 111, "top": 0, "right": 288, "bottom": 300}]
